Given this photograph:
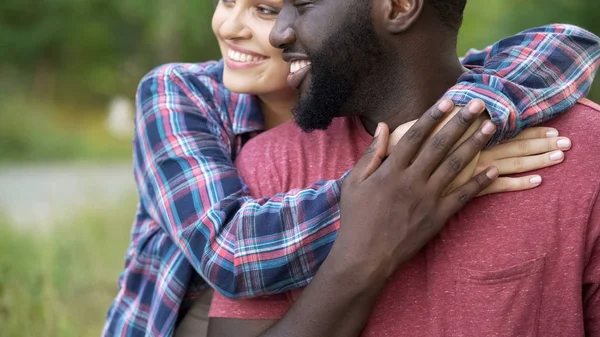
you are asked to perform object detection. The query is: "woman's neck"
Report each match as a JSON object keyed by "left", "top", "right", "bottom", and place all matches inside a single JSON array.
[{"left": 258, "top": 90, "right": 295, "bottom": 130}]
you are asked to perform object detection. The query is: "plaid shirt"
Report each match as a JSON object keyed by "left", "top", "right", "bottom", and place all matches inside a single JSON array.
[{"left": 104, "top": 24, "right": 600, "bottom": 337}]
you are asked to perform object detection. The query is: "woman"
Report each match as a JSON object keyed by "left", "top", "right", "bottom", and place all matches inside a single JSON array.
[{"left": 103, "top": 0, "right": 600, "bottom": 335}]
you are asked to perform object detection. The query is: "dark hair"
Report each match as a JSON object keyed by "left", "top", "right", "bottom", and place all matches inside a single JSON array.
[{"left": 429, "top": 0, "right": 467, "bottom": 31}]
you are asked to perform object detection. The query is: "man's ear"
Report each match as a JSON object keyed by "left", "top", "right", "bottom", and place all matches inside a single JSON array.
[{"left": 380, "top": 0, "right": 424, "bottom": 33}]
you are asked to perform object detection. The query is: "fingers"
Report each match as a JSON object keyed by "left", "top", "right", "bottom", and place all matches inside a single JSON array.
[
  {"left": 440, "top": 166, "right": 499, "bottom": 215},
  {"left": 386, "top": 120, "right": 417, "bottom": 156},
  {"left": 430, "top": 119, "right": 496, "bottom": 191},
  {"left": 493, "top": 149, "right": 565, "bottom": 175},
  {"left": 503, "top": 127, "right": 559, "bottom": 142},
  {"left": 477, "top": 175, "right": 542, "bottom": 196},
  {"left": 347, "top": 123, "right": 390, "bottom": 183},
  {"left": 385, "top": 99, "right": 454, "bottom": 169},
  {"left": 481, "top": 136, "right": 571, "bottom": 162},
  {"left": 410, "top": 100, "right": 487, "bottom": 177}
]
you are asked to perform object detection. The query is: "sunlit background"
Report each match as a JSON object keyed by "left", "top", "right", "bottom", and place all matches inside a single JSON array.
[{"left": 0, "top": 1, "right": 598, "bottom": 336}]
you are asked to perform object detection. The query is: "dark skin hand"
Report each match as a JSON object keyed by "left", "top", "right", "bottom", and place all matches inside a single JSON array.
[{"left": 207, "top": 99, "right": 499, "bottom": 337}]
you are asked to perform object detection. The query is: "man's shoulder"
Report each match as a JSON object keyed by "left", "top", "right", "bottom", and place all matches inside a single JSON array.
[
  {"left": 540, "top": 98, "right": 600, "bottom": 184},
  {"left": 545, "top": 98, "right": 600, "bottom": 144},
  {"left": 577, "top": 98, "right": 600, "bottom": 112}
]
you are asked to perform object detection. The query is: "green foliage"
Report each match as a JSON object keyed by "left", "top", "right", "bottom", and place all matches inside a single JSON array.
[
  {"left": 460, "top": 1, "right": 600, "bottom": 101},
  {"left": 0, "top": 198, "right": 135, "bottom": 337},
  {"left": 0, "top": 0, "right": 220, "bottom": 101},
  {"left": 0, "top": 1, "right": 598, "bottom": 162}
]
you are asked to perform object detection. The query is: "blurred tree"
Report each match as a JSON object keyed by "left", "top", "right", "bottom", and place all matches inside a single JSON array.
[
  {"left": 0, "top": 0, "right": 219, "bottom": 103},
  {"left": 0, "top": 0, "right": 597, "bottom": 106},
  {"left": 460, "top": 0, "right": 600, "bottom": 101}
]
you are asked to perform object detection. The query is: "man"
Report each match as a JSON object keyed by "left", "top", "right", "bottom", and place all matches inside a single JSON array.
[{"left": 206, "top": 0, "right": 600, "bottom": 336}]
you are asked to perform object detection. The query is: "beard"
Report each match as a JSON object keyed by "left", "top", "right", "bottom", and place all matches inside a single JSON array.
[{"left": 293, "top": 6, "right": 384, "bottom": 132}]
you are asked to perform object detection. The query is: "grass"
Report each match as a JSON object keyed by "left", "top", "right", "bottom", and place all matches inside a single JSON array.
[
  {"left": 0, "top": 198, "right": 135, "bottom": 337},
  {"left": 0, "top": 96, "right": 132, "bottom": 163}
]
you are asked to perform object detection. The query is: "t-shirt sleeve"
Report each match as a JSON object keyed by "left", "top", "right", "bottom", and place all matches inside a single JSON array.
[
  {"left": 209, "top": 290, "right": 293, "bottom": 320},
  {"left": 584, "top": 188, "right": 600, "bottom": 336}
]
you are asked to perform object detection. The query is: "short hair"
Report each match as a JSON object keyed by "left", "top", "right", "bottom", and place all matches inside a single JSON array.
[{"left": 429, "top": 0, "right": 467, "bottom": 31}]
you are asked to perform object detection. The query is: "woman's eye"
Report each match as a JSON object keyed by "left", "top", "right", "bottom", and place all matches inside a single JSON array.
[
  {"left": 221, "top": 0, "right": 235, "bottom": 6},
  {"left": 256, "top": 5, "right": 279, "bottom": 15}
]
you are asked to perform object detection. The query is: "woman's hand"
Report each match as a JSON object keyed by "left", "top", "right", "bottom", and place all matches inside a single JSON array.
[
  {"left": 470, "top": 127, "right": 570, "bottom": 196},
  {"left": 387, "top": 106, "right": 571, "bottom": 197}
]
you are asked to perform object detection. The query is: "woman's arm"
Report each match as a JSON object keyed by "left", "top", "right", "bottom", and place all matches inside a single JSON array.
[
  {"left": 135, "top": 24, "right": 600, "bottom": 301},
  {"left": 450, "top": 24, "right": 600, "bottom": 144},
  {"left": 133, "top": 63, "right": 345, "bottom": 299}
]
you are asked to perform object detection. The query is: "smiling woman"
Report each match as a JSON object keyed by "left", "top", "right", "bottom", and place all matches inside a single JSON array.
[
  {"left": 212, "top": 0, "right": 297, "bottom": 128},
  {"left": 101, "top": 0, "right": 600, "bottom": 334}
]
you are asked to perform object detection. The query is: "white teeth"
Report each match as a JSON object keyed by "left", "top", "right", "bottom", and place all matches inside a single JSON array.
[
  {"left": 290, "top": 60, "right": 311, "bottom": 74},
  {"left": 227, "top": 49, "right": 265, "bottom": 63}
]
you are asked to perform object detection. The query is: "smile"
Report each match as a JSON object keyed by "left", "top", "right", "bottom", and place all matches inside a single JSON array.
[
  {"left": 287, "top": 59, "right": 312, "bottom": 90},
  {"left": 227, "top": 49, "right": 267, "bottom": 63},
  {"left": 290, "top": 60, "right": 311, "bottom": 74}
]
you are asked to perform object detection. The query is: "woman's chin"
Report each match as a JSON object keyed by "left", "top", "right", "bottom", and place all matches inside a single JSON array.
[
  {"left": 222, "top": 76, "right": 286, "bottom": 96},
  {"left": 222, "top": 76, "right": 255, "bottom": 94}
]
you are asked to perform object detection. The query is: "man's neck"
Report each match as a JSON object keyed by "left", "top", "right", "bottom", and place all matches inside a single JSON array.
[{"left": 359, "top": 44, "right": 466, "bottom": 135}]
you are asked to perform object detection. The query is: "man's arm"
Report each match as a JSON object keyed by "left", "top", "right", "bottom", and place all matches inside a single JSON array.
[
  {"left": 452, "top": 24, "right": 600, "bottom": 144},
  {"left": 207, "top": 102, "right": 499, "bottom": 337}
]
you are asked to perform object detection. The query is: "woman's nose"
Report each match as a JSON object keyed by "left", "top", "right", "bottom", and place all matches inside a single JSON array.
[{"left": 220, "top": 8, "right": 252, "bottom": 40}]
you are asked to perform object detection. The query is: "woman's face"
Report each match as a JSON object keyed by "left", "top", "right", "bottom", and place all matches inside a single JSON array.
[{"left": 212, "top": 0, "right": 292, "bottom": 96}]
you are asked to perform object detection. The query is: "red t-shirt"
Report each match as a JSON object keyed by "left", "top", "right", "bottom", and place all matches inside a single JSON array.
[{"left": 210, "top": 100, "right": 600, "bottom": 336}]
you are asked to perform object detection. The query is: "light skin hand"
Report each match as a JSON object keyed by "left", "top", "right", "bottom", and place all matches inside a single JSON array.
[{"left": 387, "top": 104, "right": 571, "bottom": 196}]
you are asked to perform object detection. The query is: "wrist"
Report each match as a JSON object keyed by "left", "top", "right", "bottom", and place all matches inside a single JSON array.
[{"left": 323, "top": 244, "right": 390, "bottom": 295}]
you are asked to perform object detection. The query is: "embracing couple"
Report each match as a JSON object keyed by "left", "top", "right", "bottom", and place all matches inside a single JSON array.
[{"left": 104, "top": 0, "right": 600, "bottom": 336}]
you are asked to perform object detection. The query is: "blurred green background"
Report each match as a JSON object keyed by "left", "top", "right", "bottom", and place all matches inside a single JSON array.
[{"left": 0, "top": 1, "right": 598, "bottom": 336}]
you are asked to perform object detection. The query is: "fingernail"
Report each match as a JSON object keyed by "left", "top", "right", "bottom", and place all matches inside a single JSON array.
[
  {"left": 374, "top": 123, "right": 382, "bottom": 137},
  {"left": 468, "top": 100, "right": 485, "bottom": 114},
  {"left": 438, "top": 99, "right": 453, "bottom": 113},
  {"left": 549, "top": 150, "right": 564, "bottom": 161},
  {"left": 557, "top": 138, "right": 571, "bottom": 150},
  {"left": 481, "top": 120, "right": 496, "bottom": 135},
  {"left": 530, "top": 175, "right": 542, "bottom": 185},
  {"left": 486, "top": 166, "right": 499, "bottom": 179},
  {"left": 546, "top": 129, "right": 559, "bottom": 137}
]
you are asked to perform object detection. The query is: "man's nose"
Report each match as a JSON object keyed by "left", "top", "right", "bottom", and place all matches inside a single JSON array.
[{"left": 269, "top": 10, "right": 296, "bottom": 49}]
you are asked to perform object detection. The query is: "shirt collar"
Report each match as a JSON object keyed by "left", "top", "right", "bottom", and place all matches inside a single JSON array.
[{"left": 212, "top": 60, "right": 265, "bottom": 135}]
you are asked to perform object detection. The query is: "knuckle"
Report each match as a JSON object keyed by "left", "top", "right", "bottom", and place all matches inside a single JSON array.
[
  {"left": 512, "top": 158, "right": 524, "bottom": 172},
  {"left": 517, "top": 141, "right": 530, "bottom": 155},
  {"left": 446, "top": 155, "right": 463, "bottom": 174},
  {"left": 456, "top": 109, "right": 472, "bottom": 126},
  {"left": 546, "top": 139, "right": 556, "bottom": 151},
  {"left": 535, "top": 156, "right": 548, "bottom": 168},
  {"left": 500, "top": 178, "right": 513, "bottom": 191},
  {"left": 457, "top": 188, "right": 470, "bottom": 204},
  {"left": 405, "top": 128, "right": 424, "bottom": 145},
  {"left": 475, "top": 172, "right": 490, "bottom": 187},
  {"left": 362, "top": 143, "right": 376, "bottom": 157},
  {"left": 467, "top": 132, "right": 485, "bottom": 149},
  {"left": 428, "top": 107, "right": 444, "bottom": 121},
  {"left": 431, "top": 135, "right": 447, "bottom": 151}
]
